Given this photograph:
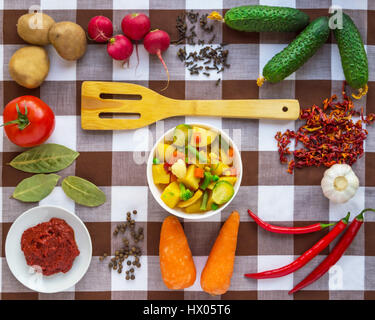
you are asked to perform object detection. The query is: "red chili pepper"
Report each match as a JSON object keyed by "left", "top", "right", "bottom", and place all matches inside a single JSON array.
[
  {"left": 289, "top": 208, "right": 375, "bottom": 294},
  {"left": 244, "top": 213, "right": 350, "bottom": 279},
  {"left": 248, "top": 209, "right": 334, "bottom": 234}
]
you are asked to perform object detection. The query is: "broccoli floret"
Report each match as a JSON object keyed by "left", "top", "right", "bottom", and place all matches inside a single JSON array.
[
  {"left": 200, "top": 172, "right": 220, "bottom": 190},
  {"left": 179, "top": 183, "right": 193, "bottom": 201}
]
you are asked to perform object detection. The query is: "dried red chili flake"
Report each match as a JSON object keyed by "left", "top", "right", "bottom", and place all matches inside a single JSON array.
[{"left": 276, "top": 83, "right": 375, "bottom": 174}]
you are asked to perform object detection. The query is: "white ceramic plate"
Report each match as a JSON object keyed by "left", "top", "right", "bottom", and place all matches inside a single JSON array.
[
  {"left": 147, "top": 123, "right": 243, "bottom": 220},
  {"left": 5, "top": 205, "right": 92, "bottom": 293}
]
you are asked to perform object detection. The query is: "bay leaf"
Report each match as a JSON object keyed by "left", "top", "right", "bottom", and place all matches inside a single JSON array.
[
  {"left": 13, "top": 174, "right": 60, "bottom": 202},
  {"left": 62, "top": 176, "right": 106, "bottom": 207},
  {"left": 9, "top": 143, "right": 80, "bottom": 173}
]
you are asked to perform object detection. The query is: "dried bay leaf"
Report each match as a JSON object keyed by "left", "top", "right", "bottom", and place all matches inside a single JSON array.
[
  {"left": 9, "top": 143, "right": 79, "bottom": 173},
  {"left": 13, "top": 174, "right": 60, "bottom": 202},
  {"left": 62, "top": 176, "right": 106, "bottom": 207}
]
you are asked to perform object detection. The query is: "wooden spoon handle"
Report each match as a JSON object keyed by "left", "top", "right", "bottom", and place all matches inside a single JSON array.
[{"left": 174, "top": 99, "right": 300, "bottom": 120}]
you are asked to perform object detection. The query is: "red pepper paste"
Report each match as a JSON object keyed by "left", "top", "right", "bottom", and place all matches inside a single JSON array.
[{"left": 21, "top": 218, "right": 80, "bottom": 276}]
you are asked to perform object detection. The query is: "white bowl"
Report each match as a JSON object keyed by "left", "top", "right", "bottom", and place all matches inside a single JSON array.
[
  {"left": 147, "top": 123, "right": 243, "bottom": 220},
  {"left": 5, "top": 205, "right": 92, "bottom": 293}
]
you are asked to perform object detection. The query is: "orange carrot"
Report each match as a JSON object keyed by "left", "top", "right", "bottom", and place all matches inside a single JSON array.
[
  {"left": 228, "top": 147, "right": 234, "bottom": 158},
  {"left": 159, "top": 216, "right": 196, "bottom": 289},
  {"left": 200, "top": 211, "right": 240, "bottom": 295},
  {"left": 194, "top": 167, "right": 205, "bottom": 178}
]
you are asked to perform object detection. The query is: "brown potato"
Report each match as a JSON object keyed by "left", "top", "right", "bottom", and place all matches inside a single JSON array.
[
  {"left": 17, "top": 13, "right": 55, "bottom": 45},
  {"left": 49, "top": 21, "right": 87, "bottom": 61},
  {"left": 9, "top": 46, "right": 50, "bottom": 89}
]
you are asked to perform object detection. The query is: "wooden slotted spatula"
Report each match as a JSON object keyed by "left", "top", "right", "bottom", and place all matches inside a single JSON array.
[{"left": 81, "top": 81, "right": 300, "bottom": 130}]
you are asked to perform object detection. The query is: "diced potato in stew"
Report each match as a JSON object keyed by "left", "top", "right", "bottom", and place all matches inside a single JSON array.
[
  {"left": 152, "top": 164, "right": 170, "bottom": 184},
  {"left": 161, "top": 181, "right": 180, "bottom": 209}
]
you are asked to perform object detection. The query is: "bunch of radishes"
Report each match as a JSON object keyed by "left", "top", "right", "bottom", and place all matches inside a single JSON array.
[{"left": 87, "top": 14, "right": 171, "bottom": 90}]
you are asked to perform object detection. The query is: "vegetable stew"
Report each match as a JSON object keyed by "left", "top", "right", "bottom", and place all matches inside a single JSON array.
[{"left": 151, "top": 124, "right": 239, "bottom": 214}]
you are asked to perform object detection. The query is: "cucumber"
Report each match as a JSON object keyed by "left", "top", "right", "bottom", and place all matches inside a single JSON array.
[
  {"left": 224, "top": 5, "right": 309, "bottom": 32},
  {"left": 333, "top": 13, "right": 368, "bottom": 90},
  {"left": 261, "top": 16, "right": 330, "bottom": 84},
  {"left": 173, "top": 124, "right": 192, "bottom": 147},
  {"left": 212, "top": 181, "right": 234, "bottom": 205}
]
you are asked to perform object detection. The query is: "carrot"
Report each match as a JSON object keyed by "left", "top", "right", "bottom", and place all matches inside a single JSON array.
[
  {"left": 159, "top": 216, "right": 196, "bottom": 289},
  {"left": 228, "top": 147, "right": 234, "bottom": 158},
  {"left": 194, "top": 167, "right": 205, "bottom": 178},
  {"left": 200, "top": 211, "right": 240, "bottom": 295}
]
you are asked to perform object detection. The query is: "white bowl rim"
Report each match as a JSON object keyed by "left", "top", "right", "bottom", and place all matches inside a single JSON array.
[
  {"left": 147, "top": 122, "right": 243, "bottom": 220},
  {"left": 5, "top": 204, "right": 92, "bottom": 293}
]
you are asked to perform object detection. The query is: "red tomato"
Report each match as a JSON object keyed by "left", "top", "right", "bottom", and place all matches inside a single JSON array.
[{"left": 3, "top": 96, "right": 55, "bottom": 147}]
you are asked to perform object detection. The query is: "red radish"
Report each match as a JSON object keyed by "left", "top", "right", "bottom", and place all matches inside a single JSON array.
[
  {"left": 121, "top": 13, "right": 151, "bottom": 69},
  {"left": 107, "top": 34, "right": 134, "bottom": 61},
  {"left": 144, "top": 29, "right": 170, "bottom": 91},
  {"left": 121, "top": 13, "right": 150, "bottom": 41},
  {"left": 88, "top": 16, "right": 113, "bottom": 43}
]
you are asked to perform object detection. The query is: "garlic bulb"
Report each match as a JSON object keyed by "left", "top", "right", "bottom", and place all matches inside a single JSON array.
[{"left": 321, "top": 164, "right": 359, "bottom": 203}]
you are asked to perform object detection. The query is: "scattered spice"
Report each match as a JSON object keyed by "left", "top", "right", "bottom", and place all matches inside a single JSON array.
[
  {"left": 100, "top": 209, "right": 144, "bottom": 281},
  {"left": 173, "top": 10, "right": 229, "bottom": 84},
  {"left": 276, "top": 82, "right": 375, "bottom": 174}
]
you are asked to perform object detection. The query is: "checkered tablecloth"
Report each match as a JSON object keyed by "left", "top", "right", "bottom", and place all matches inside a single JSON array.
[{"left": 0, "top": 0, "right": 375, "bottom": 300}]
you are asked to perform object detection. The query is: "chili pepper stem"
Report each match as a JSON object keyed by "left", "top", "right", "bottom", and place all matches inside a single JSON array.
[
  {"left": 342, "top": 212, "right": 350, "bottom": 224},
  {"left": 320, "top": 223, "right": 335, "bottom": 229},
  {"left": 356, "top": 208, "right": 375, "bottom": 221}
]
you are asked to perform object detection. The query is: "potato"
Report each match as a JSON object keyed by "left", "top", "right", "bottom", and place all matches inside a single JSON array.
[
  {"left": 178, "top": 165, "right": 200, "bottom": 190},
  {"left": 17, "top": 13, "right": 55, "bottom": 45},
  {"left": 9, "top": 46, "right": 49, "bottom": 89},
  {"left": 49, "top": 21, "right": 87, "bottom": 61},
  {"left": 161, "top": 182, "right": 181, "bottom": 209},
  {"left": 152, "top": 164, "right": 170, "bottom": 184}
]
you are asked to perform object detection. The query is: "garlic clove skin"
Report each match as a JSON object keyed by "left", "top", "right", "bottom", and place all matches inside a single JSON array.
[{"left": 321, "top": 164, "right": 359, "bottom": 204}]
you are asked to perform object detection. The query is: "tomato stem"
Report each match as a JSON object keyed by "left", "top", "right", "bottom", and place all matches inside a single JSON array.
[{"left": 1, "top": 103, "right": 30, "bottom": 130}]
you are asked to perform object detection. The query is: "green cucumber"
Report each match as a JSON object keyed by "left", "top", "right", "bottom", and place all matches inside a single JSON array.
[
  {"left": 173, "top": 124, "right": 192, "bottom": 147},
  {"left": 333, "top": 13, "right": 368, "bottom": 90},
  {"left": 212, "top": 181, "right": 234, "bottom": 205},
  {"left": 224, "top": 5, "right": 309, "bottom": 32},
  {"left": 261, "top": 16, "right": 330, "bottom": 83}
]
